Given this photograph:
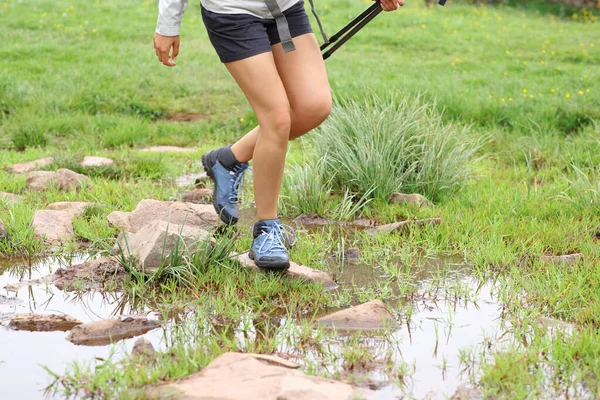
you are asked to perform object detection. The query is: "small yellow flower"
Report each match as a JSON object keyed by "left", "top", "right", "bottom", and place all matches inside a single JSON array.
[
  {"left": 530, "top": 94, "right": 534, "bottom": 98},
  {"left": 566, "top": 93, "right": 571, "bottom": 99},
  {"left": 489, "top": 95, "right": 493, "bottom": 99},
  {"left": 501, "top": 98, "right": 505, "bottom": 102},
  {"left": 509, "top": 97, "right": 513, "bottom": 101},
  {"left": 584, "top": 75, "right": 588, "bottom": 79},
  {"left": 92, "top": 29, "right": 97, "bottom": 33},
  {"left": 551, "top": 51, "right": 556, "bottom": 55},
  {"left": 523, "top": 89, "right": 527, "bottom": 93},
  {"left": 239, "top": 118, "right": 245, "bottom": 122},
  {"left": 578, "top": 90, "right": 584, "bottom": 95},
  {"left": 587, "top": 89, "right": 591, "bottom": 93}
]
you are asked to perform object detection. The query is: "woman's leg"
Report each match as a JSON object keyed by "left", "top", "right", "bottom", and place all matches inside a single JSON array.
[{"left": 230, "top": 33, "right": 332, "bottom": 163}]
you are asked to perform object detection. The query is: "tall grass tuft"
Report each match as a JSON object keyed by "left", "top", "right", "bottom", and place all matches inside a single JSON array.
[{"left": 313, "top": 93, "right": 486, "bottom": 202}]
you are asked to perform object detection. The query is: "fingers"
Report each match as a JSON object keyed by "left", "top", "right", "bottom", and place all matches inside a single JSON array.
[
  {"left": 380, "top": 0, "right": 403, "bottom": 11},
  {"left": 153, "top": 33, "right": 178, "bottom": 67},
  {"left": 172, "top": 38, "right": 180, "bottom": 61}
]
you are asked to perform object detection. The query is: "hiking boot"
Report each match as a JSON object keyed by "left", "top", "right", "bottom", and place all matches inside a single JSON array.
[
  {"left": 249, "top": 219, "right": 292, "bottom": 270},
  {"left": 201, "top": 146, "right": 249, "bottom": 225}
]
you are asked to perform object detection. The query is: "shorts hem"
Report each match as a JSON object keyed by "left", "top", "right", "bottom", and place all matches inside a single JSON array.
[
  {"left": 269, "top": 28, "right": 314, "bottom": 46},
  {"left": 220, "top": 47, "right": 272, "bottom": 63}
]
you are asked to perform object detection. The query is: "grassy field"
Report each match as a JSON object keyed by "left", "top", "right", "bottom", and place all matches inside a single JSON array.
[{"left": 1, "top": 0, "right": 599, "bottom": 398}]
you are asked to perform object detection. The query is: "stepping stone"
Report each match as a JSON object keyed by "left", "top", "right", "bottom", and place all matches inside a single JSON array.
[
  {"left": 9, "top": 314, "right": 82, "bottom": 332},
  {"left": 107, "top": 211, "right": 132, "bottom": 231},
  {"left": 237, "top": 253, "right": 337, "bottom": 291},
  {"left": 141, "top": 146, "right": 197, "bottom": 153},
  {"left": 26, "top": 168, "right": 92, "bottom": 191},
  {"left": 390, "top": 193, "right": 434, "bottom": 207},
  {"left": 31, "top": 210, "right": 74, "bottom": 244},
  {"left": 152, "top": 352, "right": 374, "bottom": 400},
  {"left": 315, "top": 300, "right": 399, "bottom": 332},
  {"left": 81, "top": 156, "right": 114, "bottom": 167},
  {"left": 66, "top": 316, "right": 161, "bottom": 346},
  {"left": 46, "top": 201, "right": 92, "bottom": 217},
  {"left": 0, "top": 192, "right": 24, "bottom": 205},
  {"left": 126, "top": 199, "right": 218, "bottom": 233},
  {"left": 5, "top": 157, "right": 54, "bottom": 174},
  {"left": 366, "top": 218, "right": 442, "bottom": 235}
]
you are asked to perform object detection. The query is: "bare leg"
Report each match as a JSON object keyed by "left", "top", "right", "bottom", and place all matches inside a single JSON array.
[{"left": 230, "top": 33, "right": 332, "bottom": 163}]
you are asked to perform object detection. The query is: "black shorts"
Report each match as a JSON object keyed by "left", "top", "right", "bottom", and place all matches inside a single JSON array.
[{"left": 201, "top": 1, "right": 314, "bottom": 63}]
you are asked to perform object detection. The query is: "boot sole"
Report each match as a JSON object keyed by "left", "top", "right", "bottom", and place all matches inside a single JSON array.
[
  {"left": 202, "top": 153, "right": 238, "bottom": 226},
  {"left": 249, "top": 250, "right": 290, "bottom": 271}
]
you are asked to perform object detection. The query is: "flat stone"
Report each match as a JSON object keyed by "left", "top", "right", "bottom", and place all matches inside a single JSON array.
[
  {"left": 107, "top": 211, "right": 132, "bottom": 231},
  {"left": 541, "top": 253, "right": 583, "bottom": 267},
  {"left": 0, "top": 192, "right": 24, "bottom": 205},
  {"left": 315, "top": 300, "right": 399, "bottom": 332},
  {"left": 5, "top": 157, "right": 54, "bottom": 174},
  {"left": 123, "top": 220, "right": 213, "bottom": 273},
  {"left": 127, "top": 199, "right": 218, "bottom": 233},
  {"left": 152, "top": 352, "right": 374, "bottom": 400},
  {"left": 180, "top": 188, "right": 213, "bottom": 204},
  {"left": 390, "top": 193, "right": 434, "bottom": 207},
  {"left": 81, "top": 156, "right": 114, "bottom": 167},
  {"left": 9, "top": 314, "right": 82, "bottom": 332},
  {"left": 26, "top": 168, "right": 92, "bottom": 191},
  {"left": 31, "top": 210, "right": 74, "bottom": 244},
  {"left": 293, "top": 213, "right": 331, "bottom": 227},
  {"left": 66, "top": 316, "right": 161, "bottom": 346},
  {"left": 131, "top": 337, "right": 156, "bottom": 360},
  {"left": 51, "top": 257, "right": 125, "bottom": 291},
  {"left": 141, "top": 146, "right": 197, "bottom": 153},
  {"left": 26, "top": 171, "right": 55, "bottom": 191},
  {"left": 450, "top": 384, "right": 484, "bottom": 400},
  {"left": 0, "top": 218, "right": 7, "bottom": 239},
  {"left": 366, "top": 218, "right": 442, "bottom": 235},
  {"left": 237, "top": 253, "right": 337, "bottom": 291},
  {"left": 46, "top": 201, "right": 92, "bottom": 217}
]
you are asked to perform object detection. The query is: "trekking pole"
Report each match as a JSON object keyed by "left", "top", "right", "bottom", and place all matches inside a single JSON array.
[{"left": 321, "top": 0, "right": 447, "bottom": 60}]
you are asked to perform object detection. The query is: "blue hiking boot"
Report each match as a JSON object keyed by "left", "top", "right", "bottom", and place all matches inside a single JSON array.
[
  {"left": 201, "top": 147, "right": 249, "bottom": 225},
  {"left": 249, "top": 219, "right": 292, "bottom": 271}
]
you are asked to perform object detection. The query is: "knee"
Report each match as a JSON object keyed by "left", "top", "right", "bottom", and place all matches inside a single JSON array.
[
  {"left": 297, "top": 94, "right": 332, "bottom": 131},
  {"left": 261, "top": 107, "right": 292, "bottom": 143}
]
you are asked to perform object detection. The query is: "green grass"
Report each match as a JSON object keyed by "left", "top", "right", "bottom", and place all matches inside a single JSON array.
[{"left": 1, "top": 0, "right": 600, "bottom": 398}]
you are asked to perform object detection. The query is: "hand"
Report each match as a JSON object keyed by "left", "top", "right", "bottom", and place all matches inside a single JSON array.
[
  {"left": 380, "top": 0, "right": 404, "bottom": 12},
  {"left": 153, "top": 32, "right": 180, "bottom": 67}
]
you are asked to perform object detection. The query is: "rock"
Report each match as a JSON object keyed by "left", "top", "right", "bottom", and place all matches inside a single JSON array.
[
  {"left": 26, "top": 168, "right": 92, "bottom": 191},
  {"left": 51, "top": 257, "right": 125, "bottom": 291},
  {"left": 107, "top": 211, "right": 132, "bottom": 231},
  {"left": 66, "top": 316, "right": 161, "bottom": 346},
  {"left": 536, "top": 316, "right": 577, "bottom": 331},
  {"left": 541, "top": 253, "right": 583, "bottom": 267},
  {"left": 331, "top": 247, "right": 360, "bottom": 262},
  {"left": 152, "top": 352, "right": 374, "bottom": 400},
  {"left": 5, "top": 157, "right": 54, "bottom": 174},
  {"left": 366, "top": 218, "right": 442, "bottom": 235},
  {"left": 127, "top": 199, "right": 218, "bottom": 233},
  {"left": 293, "top": 213, "right": 331, "bottom": 227},
  {"left": 131, "top": 337, "right": 156, "bottom": 360},
  {"left": 9, "top": 314, "right": 82, "bottom": 332},
  {"left": 0, "top": 295, "right": 21, "bottom": 306},
  {"left": 141, "top": 146, "right": 197, "bottom": 153},
  {"left": 176, "top": 171, "right": 210, "bottom": 187},
  {"left": 81, "top": 156, "right": 114, "bottom": 168},
  {"left": 180, "top": 188, "right": 213, "bottom": 204},
  {"left": 0, "top": 218, "right": 7, "bottom": 240},
  {"left": 123, "top": 220, "right": 213, "bottom": 273},
  {"left": 450, "top": 384, "right": 484, "bottom": 400},
  {"left": 0, "top": 192, "right": 24, "bottom": 205},
  {"left": 390, "top": 193, "right": 434, "bottom": 208},
  {"left": 31, "top": 210, "right": 74, "bottom": 244},
  {"left": 348, "top": 218, "right": 375, "bottom": 228},
  {"left": 315, "top": 300, "right": 399, "bottom": 332},
  {"left": 46, "top": 201, "right": 92, "bottom": 217},
  {"left": 237, "top": 253, "right": 337, "bottom": 291}
]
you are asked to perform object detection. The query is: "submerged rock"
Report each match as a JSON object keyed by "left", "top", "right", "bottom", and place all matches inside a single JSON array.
[
  {"left": 122, "top": 220, "right": 213, "bottom": 273},
  {"left": 366, "top": 218, "right": 442, "bottom": 235},
  {"left": 46, "top": 201, "right": 93, "bottom": 217},
  {"left": 390, "top": 193, "right": 434, "bottom": 208},
  {"left": 126, "top": 199, "right": 218, "bottom": 233},
  {"left": 31, "top": 210, "right": 74, "bottom": 244},
  {"left": 9, "top": 314, "right": 82, "bottom": 332},
  {"left": 0, "top": 191, "right": 24, "bottom": 205},
  {"left": 541, "top": 253, "right": 583, "bottom": 267},
  {"left": 450, "top": 384, "right": 484, "bottom": 400},
  {"left": 141, "top": 146, "right": 197, "bottom": 153},
  {"left": 152, "top": 352, "right": 374, "bottom": 400},
  {"left": 131, "top": 337, "right": 156, "bottom": 360},
  {"left": 5, "top": 157, "right": 54, "bottom": 174},
  {"left": 293, "top": 213, "right": 331, "bottom": 227},
  {"left": 26, "top": 168, "right": 91, "bottom": 191},
  {"left": 51, "top": 257, "right": 125, "bottom": 291},
  {"left": 330, "top": 247, "right": 360, "bottom": 262},
  {"left": 237, "top": 253, "right": 337, "bottom": 291},
  {"left": 180, "top": 188, "right": 213, "bottom": 203},
  {"left": 66, "top": 316, "right": 161, "bottom": 346},
  {"left": 315, "top": 300, "right": 399, "bottom": 332},
  {"left": 81, "top": 156, "right": 114, "bottom": 168}
]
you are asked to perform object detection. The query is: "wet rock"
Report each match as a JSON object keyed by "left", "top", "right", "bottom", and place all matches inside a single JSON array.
[
  {"left": 66, "top": 316, "right": 161, "bottom": 346},
  {"left": 450, "top": 384, "right": 483, "bottom": 400},
  {"left": 123, "top": 220, "right": 213, "bottom": 272},
  {"left": 180, "top": 188, "right": 213, "bottom": 204},
  {"left": 9, "top": 314, "right": 82, "bottom": 332},
  {"left": 366, "top": 218, "right": 442, "bottom": 235},
  {"left": 31, "top": 210, "right": 74, "bottom": 244},
  {"left": 81, "top": 156, "right": 114, "bottom": 168},
  {"left": 141, "top": 146, "right": 197, "bottom": 153},
  {"left": 131, "top": 337, "right": 156, "bottom": 360},
  {"left": 5, "top": 157, "right": 54, "bottom": 174},
  {"left": 536, "top": 316, "right": 577, "bottom": 331},
  {"left": 348, "top": 218, "right": 375, "bottom": 228},
  {"left": 541, "top": 253, "right": 583, "bottom": 267},
  {"left": 315, "top": 300, "right": 399, "bottom": 332},
  {"left": 0, "top": 218, "right": 7, "bottom": 240},
  {"left": 0, "top": 191, "right": 24, "bottom": 205},
  {"left": 237, "top": 253, "right": 337, "bottom": 291},
  {"left": 51, "top": 257, "right": 125, "bottom": 291},
  {"left": 46, "top": 201, "right": 92, "bottom": 217},
  {"left": 152, "top": 352, "right": 374, "bottom": 400},
  {"left": 332, "top": 247, "right": 360, "bottom": 262},
  {"left": 3, "top": 277, "right": 49, "bottom": 292},
  {"left": 390, "top": 193, "right": 434, "bottom": 208},
  {"left": 107, "top": 211, "right": 132, "bottom": 231},
  {"left": 293, "top": 213, "right": 331, "bottom": 227},
  {"left": 127, "top": 199, "right": 218, "bottom": 233},
  {"left": 26, "top": 168, "right": 92, "bottom": 191}
]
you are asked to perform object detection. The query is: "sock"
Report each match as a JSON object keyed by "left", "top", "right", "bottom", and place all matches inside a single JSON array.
[{"left": 215, "top": 145, "right": 243, "bottom": 171}]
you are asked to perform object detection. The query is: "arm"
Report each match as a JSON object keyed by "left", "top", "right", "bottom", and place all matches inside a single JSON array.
[{"left": 154, "top": 0, "right": 189, "bottom": 67}]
